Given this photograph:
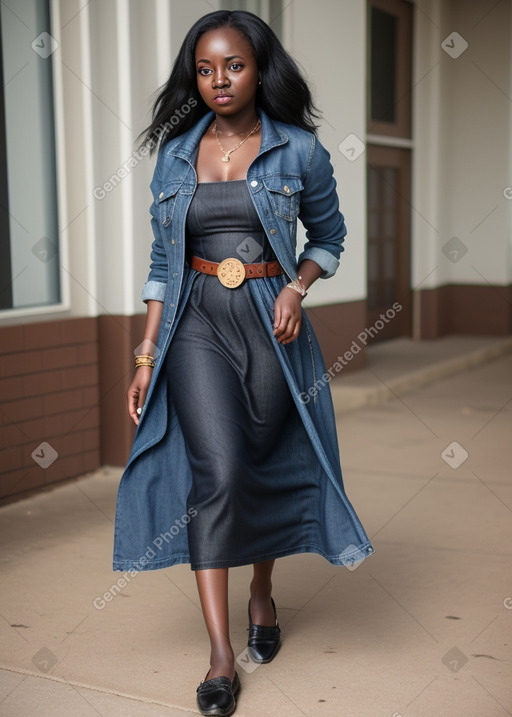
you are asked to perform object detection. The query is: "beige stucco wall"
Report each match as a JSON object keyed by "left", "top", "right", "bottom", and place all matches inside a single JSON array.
[
  {"left": 412, "top": 0, "right": 512, "bottom": 293},
  {"left": 2, "top": 0, "right": 510, "bottom": 328}
]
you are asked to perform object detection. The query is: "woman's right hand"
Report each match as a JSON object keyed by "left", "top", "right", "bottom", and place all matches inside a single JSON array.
[{"left": 127, "top": 367, "right": 153, "bottom": 425}]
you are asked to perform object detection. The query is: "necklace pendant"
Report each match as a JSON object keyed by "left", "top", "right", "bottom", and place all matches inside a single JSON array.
[{"left": 214, "top": 118, "right": 260, "bottom": 163}]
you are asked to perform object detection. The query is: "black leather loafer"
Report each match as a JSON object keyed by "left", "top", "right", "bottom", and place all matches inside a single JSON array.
[
  {"left": 196, "top": 671, "right": 240, "bottom": 716},
  {"left": 247, "top": 597, "right": 281, "bottom": 664}
]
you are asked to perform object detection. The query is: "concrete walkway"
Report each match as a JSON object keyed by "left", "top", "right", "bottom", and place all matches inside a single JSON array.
[{"left": 1, "top": 337, "right": 511, "bottom": 716}]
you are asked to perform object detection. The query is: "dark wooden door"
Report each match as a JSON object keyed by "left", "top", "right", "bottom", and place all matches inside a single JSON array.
[{"left": 367, "top": 145, "right": 411, "bottom": 339}]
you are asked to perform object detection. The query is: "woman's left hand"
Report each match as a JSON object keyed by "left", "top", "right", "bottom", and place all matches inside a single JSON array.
[{"left": 273, "top": 287, "right": 303, "bottom": 344}]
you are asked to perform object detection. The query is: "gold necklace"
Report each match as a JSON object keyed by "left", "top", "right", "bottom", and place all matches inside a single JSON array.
[{"left": 213, "top": 119, "right": 261, "bottom": 162}]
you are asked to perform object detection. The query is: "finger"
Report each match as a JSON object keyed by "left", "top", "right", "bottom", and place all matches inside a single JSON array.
[
  {"left": 273, "top": 302, "right": 282, "bottom": 332},
  {"left": 138, "top": 389, "right": 148, "bottom": 414},
  {"left": 282, "top": 321, "right": 301, "bottom": 344},
  {"left": 281, "top": 313, "right": 303, "bottom": 342},
  {"left": 276, "top": 315, "right": 295, "bottom": 342},
  {"left": 274, "top": 311, "right": 291, "bottom": 339},
  {"left": 127, "top": 390, "right": 140, "bottom": 426}
]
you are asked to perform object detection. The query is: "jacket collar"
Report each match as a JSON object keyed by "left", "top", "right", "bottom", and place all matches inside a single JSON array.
[{"left": 167, "top": 107, "right": 288, "bottom": 163}]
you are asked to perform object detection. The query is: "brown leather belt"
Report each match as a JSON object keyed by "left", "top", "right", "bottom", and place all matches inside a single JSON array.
[{"left": 190, "top": 254, "right": 284, "bottom": 288}]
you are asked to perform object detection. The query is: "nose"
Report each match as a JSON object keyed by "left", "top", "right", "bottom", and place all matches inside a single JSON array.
[{"left": 212, "top": 68, "right": 228, "bottom": 88}]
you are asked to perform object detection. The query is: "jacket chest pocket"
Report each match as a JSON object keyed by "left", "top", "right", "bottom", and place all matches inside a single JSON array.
[
  {"left": 263, "top": 176, "right": 303, "bottom": 221},
  {"left": 158, "top": 181, "right": 182, "bottom": 227}
]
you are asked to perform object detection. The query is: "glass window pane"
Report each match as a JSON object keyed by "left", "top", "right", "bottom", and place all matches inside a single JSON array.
[
  {"left": 383, "top": 240, "right": 395, "bottom": 279},
  {"left": 367, "top": 160, "right": 400, "bottom": 311},
  {"left": 368, "top": 166, "right": 379, "bottom": 208},
  {"left": 0, "top": 0, "right": 60, "bottom": 311},
  {"left": 368, "top": 242, "right": 379, "bottom": 282},
  {"left": 368, "top": 210, "right": 379, "bottom": 238},
  {"left": 0, "top": 9, "right": 10, "bottom": 309},
  {"left": 384, "top": 210, "right": 396, "bottom": 238},
  {"left": 383, "top": 281, "right": 395, "bottom": 305},
  {"left": 383, "top": 168, "right": 397, "bottom": 206},
  {"left": 370, "top": 7, "right": 396, "bottom": 123}
]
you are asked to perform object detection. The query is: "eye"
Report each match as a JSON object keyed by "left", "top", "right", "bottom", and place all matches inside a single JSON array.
[
  {"left": 197, "top": 67, "right": 212, "bottom": 76},
  {"left": 229, "top": 63, "right": 243, "bottom": 71}
]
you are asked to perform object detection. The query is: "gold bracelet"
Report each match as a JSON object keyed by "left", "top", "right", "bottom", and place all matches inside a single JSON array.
[{"left": 135, "top": 357, "right": 155, "bottom": 368}]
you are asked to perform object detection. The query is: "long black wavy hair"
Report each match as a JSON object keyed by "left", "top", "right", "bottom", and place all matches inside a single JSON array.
[{"left": 136, "top": 10, "right": 321, "bottom": 155}]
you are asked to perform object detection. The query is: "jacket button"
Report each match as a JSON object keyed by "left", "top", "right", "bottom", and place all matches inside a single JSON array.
[
  {"left": 171, "top": 239, "right": 175, "bottom": 244},
  {"left": 283, "top": 185, "right": 290, "bottom": 193},
  {"left": 270, "top": 228, "right": 276, "bottom": 234},
  {"left": 250, "top": 180, "right": 258, "bottom": 187},
  {"left": 158, "top": 191, "right": 164, "bottom": 199}
]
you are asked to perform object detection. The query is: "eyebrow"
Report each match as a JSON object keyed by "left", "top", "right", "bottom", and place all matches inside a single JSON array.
[{"left": 196, "top": 55, "right": 245, "bottom": 64}]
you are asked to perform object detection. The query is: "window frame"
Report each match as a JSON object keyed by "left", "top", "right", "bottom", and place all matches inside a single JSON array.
[
  {"left": 366, "top": 0, "right": 413, "bottom": 139},
  {"left": 0, "top": 0, "right": 70, "bottom": 322}
]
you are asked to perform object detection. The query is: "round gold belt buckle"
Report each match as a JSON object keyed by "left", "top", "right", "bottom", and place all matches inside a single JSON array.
[{"left": 217, "top": 257, "right": 245, "bottom": 288}]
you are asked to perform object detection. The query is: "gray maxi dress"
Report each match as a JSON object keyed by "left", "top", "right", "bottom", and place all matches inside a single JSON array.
[{"left": 164, "top": 179, "right": 320, "bottom": 570}]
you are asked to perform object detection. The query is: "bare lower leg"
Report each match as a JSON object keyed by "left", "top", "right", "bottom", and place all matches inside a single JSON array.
[
  {"left": 250, "top": 559, "right": 276, "bottom": 625},
  {"left": 195, "top": 568, "right": 235, "bottom": 681}
]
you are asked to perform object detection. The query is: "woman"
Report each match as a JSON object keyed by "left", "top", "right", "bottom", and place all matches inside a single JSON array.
[{"left": 113, "top": 10, "right": 374, "bottom": 716}]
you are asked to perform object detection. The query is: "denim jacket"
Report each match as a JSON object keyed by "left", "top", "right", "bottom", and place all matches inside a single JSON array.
[
  {"left": 141, "top": 107, "right": 347, "bottom": 313},
  {"left": 113, "top": 108, "right": 375, "bottom": 572}
]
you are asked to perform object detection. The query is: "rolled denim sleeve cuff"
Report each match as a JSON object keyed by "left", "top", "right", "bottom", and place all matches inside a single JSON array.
[
  {"left": 141, "top": 280, "right": 167, "bottom": 303},
  {"left": 297, "top": 247, "right": 340, "bottom": 279}
]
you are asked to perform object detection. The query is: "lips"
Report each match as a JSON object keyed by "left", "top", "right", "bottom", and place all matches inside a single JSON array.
[{"left": 214, "top": 94, "right": 233, "bottom": 104}]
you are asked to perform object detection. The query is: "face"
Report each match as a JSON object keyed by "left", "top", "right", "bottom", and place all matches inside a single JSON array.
[{"left": 195, "top": 27, "right": 259, "bottom": 116}]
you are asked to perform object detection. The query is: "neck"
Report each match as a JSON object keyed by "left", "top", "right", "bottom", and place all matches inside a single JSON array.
[{"left": 213, "top": 105, "right": 259, "bottom": 135}]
